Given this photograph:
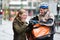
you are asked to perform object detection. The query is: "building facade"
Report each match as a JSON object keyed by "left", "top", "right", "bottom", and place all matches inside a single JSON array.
[{"left": 2, "top": 0, "right": 58, "bottom": 15}]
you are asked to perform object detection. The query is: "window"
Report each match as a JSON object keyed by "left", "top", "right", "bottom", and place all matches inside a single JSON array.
[
  {"left": 33, "top": 2, "right": 37, "bottom": 7},
  {"left": 21, "top": 0, "right": 27, "bottom": 1},
  {"left": 28, "top": 2, "right": 32, "bottom": 7},
  {"left": 0, "top": 0, "right": 2, "bottom": 1},
  {"left": 38, "top": 2, "right": 40, "bottom": 5},
  {"left": 9, "top": 5, "right": 20, "bottom": 7}
]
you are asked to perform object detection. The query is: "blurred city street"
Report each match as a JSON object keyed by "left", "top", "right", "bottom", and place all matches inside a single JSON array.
[
  {"left": 0, "top": 0, "right": 60, "bottom": 40},
  {"left": 0, "top": 20, "right": 13, "bottom": 40}
]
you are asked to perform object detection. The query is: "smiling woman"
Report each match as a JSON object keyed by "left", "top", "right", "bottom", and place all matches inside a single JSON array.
[{"left": 13, "top": 9, "right": 28, "bottom": 40}]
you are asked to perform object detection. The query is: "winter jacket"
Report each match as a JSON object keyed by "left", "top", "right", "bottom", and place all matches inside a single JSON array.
[{"left": 13, "top": 17, "right": 28, "bottom": 40}]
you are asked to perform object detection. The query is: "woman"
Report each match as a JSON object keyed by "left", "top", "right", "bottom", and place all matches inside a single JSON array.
[{"left": 13, "top": 9, "right": 28, "bottom": 40}]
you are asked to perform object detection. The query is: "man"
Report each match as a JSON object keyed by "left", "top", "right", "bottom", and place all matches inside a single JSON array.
[{"left": 26, "top": 3, "right": 55, "bottom": 40}]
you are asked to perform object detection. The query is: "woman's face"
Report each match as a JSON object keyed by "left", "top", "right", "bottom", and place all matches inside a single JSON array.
[{"left": 21, "top": 13, "right": 27, "bottom": 22}]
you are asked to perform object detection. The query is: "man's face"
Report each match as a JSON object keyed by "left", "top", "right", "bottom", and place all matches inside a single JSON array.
[{"left": 39, "top": 8, "right": 45, "bottom": 15}]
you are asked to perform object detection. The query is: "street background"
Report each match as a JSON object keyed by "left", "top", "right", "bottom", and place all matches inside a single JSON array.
[{"left": 0, "top": 0, "right": 60, "bottom": 40}]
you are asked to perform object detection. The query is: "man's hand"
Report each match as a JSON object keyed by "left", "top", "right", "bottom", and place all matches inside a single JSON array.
[{"left": 29, "top": 20, "right": 38, "bottom": 25}]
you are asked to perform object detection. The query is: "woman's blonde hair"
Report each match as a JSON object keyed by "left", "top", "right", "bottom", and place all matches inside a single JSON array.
[
  {"left": 14, "top": 9, "right": 26, "bottom": 20},
  {"left": 17, "top": 9, "right": 26, "bottom": 17}
]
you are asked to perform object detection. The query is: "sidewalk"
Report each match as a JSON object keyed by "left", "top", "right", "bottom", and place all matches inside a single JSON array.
[
  {"left": 0, "top": 20, "right": 13, "bottom": 40},
  {"left": 54, "top": 33, "right": 60, "bottom": 40}
]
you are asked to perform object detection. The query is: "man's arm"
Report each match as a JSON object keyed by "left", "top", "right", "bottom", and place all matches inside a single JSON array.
[{"left": 40, "top": 13, "right": 55, "bottom": 26}]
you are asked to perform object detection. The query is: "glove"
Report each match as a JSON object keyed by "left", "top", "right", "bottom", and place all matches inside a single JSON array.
[{"left": 29, "top": 20, "right": 38, "bottom": 25}]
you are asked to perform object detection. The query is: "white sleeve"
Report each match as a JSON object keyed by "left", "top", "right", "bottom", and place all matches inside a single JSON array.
[{"left": 43, "top": 13, "right": 55, "bottom": 26}]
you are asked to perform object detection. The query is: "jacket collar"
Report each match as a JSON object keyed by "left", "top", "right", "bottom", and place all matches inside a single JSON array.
[{"left": 16, "top": 17, "right": 25, "bottom": 25}]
